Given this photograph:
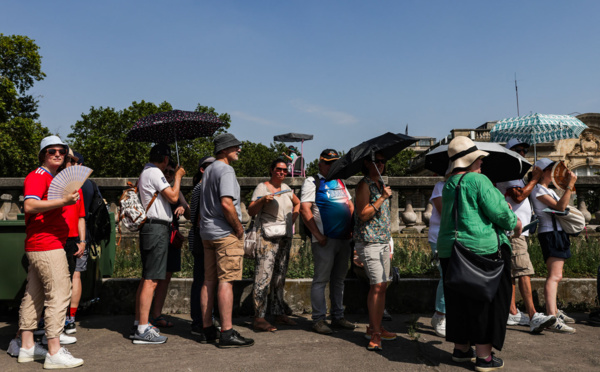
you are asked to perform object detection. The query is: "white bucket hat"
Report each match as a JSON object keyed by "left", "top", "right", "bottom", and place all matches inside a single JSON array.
[
  {"left": 448, "top": 136, "right": 489, "bottom": 173},
  {"left": 39, "top": 135, "right": 68, "bottom": 158}
]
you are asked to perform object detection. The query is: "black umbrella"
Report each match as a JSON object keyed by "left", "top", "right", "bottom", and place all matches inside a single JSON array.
[
  {"left": 424, "top": 141, "right": 532, "bottom": 183},
  {"left": 126, "top": 110, "right": 227, "bottom": 163},
  {"left": 326, "top": 132, "right": 417, "bottom": 181}
]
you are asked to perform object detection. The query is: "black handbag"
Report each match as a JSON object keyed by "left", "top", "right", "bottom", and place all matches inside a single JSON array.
[{"left": 444, "top": 173, "right": 505, "bottom": 303}]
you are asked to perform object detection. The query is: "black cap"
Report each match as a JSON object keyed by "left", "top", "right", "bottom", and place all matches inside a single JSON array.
[
  {"left": 150, "top": 143, "right": 171, "bottom": 158},
  {"left": 319, "top": 149, "right": 340, "bottom": 162}
]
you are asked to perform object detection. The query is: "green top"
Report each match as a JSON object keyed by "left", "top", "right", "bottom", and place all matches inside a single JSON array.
[{"left": 437, "top": 172, "right": 517, "bottom": 258}]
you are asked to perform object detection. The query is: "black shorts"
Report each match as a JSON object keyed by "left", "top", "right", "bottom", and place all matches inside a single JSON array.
[
  {"left": 139, "top": 222, "right": 169, "bottom": 280},
  {"left": 538, "top": 230, "right": 571, "bottom": 262},
  {"left": 166, "top": 245, "right": 182, "bottom": 273},
  {"left": 64, "top": 237, "right": 79, "bottom": 277}
]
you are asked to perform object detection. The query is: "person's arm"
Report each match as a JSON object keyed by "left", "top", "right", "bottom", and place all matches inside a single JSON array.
[
  {"left": 300, "top": 202, "right": 327, "bottom": 246},
  {"left": 355, "top": 181, "right": 391, "bottom": 222},
  {"left": 75, "top": 217, "right": 86, "bottom": 257},
  {"left": 537, "top": 171, "right": 577, "bottom": 212},
  {"left": 248, "top": 193, "right": 274, "bottom": 217},
  {"left": 505, "top": 167, "right": 543, "bottom": 203},
  {"left": 24, "top": 191, "right": 78, "bottom": 214},
  {"left": 160, "top": 166, "right": 186, "bottom": 204},
  {"left": 282, "top": 153, "right": 292, "bottom": 161},
  {"left": 432, "top": 197, "right": 442, "bottom": 215},
  {"left": 291, "top": 193, "right": 300, "bottom": 224},
  {"left": 221, "top": 196, "right": 243, "bottom": 239}
]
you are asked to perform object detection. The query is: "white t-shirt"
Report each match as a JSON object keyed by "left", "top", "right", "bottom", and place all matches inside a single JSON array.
[
  {"left": 531, "top": 184, "right": 563, "bottom": 233},
  {"left": 251, "top": 182, "right": 294, "bottom": 237},
  {"left": 138, "top": 163, "right": 172, "bottom": 222},
  {"left": 428, "top": 181, "right": 444, "bottom": 243},
  {"left": 496, "top": 179, "right": 532, "bottom": 237}
]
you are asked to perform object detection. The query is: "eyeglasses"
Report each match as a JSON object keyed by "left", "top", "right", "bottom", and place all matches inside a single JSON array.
[
  {"left": 47, "top": 148, "right": 67, "bottom": 156},
  {"left": 374, "top": 159, "right": 387, "bottom": 165},
  {"left": 513, "top": 147, "right": 528, "bottom": 155},
  {"left": 274, "top": 167, "right": 288, "bottom": 173}
]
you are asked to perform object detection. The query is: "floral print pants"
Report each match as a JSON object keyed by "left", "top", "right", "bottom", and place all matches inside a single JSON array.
[{"left": 253, "top": 234, "right": 291, "bottom": 318}]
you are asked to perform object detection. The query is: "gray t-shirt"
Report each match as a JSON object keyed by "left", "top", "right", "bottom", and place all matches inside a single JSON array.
[{"left": 199, "top": 160, "right": 241, "bottom": 240}]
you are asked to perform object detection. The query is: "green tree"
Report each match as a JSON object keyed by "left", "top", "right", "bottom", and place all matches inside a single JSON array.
[
  {"left": 232, "top": 141, "right": 288, "bottom": 177},
  {"left": 0, "top": 117, "right": 51, "bottom": 176},
  {"left": 385, "top": 149, "right": 415, "bottom": 176},
  {"left": 68, "top": 101, "right": 233, "bottom": 177},
  {"left": 0, "top": 34, "right": 46, "bottom": 121}
]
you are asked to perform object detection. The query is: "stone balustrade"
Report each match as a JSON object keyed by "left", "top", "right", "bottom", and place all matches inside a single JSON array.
[{"left": 2, "top": 176, "right": 600, "bottom": 231}]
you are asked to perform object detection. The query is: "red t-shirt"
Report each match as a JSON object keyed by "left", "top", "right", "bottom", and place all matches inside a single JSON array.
[
  {"left": 23, "top": 168, "right": 69, "bottom": 251},
  {"left": 62, "top": 190, "right": 85, "bottom": 238}
]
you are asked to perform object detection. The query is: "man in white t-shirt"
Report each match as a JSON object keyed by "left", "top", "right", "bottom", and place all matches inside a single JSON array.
[
  {"left": 496, "top": 139, "right": 556, "bottom": 333},
  {"left": 132, "top": 143, "right": 185, "bottom": 344}
]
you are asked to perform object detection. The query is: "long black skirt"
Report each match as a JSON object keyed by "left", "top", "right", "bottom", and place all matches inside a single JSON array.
[{"left": 440, "top": 243, "right": 512, "bottom": 350}]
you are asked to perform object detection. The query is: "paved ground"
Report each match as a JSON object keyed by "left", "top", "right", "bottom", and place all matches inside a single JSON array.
[{"left": 1, "top": 312, "right": 599, "bottom": 372}]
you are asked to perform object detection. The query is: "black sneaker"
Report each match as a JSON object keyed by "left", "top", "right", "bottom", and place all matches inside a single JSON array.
[
  {"left": 475, "top": 353, "right": 504, "bottom": 372},
  {"left": 197, "top": 325, "right": 218, "bottom": 344},
  {"left": 191, "top": 323, "right": 203, "bottom": 336},
  {"left": 217, "top": 329, "right": 255, "bottom": 348},
  {"left": 589, "top": 310, "right": 600, "bottom": 326},
  {"left": 452, "top": 347, "right": 476, "bottom": 363},
  {"left": 64, "top": 321, "right": 76, "bottom": 335}
]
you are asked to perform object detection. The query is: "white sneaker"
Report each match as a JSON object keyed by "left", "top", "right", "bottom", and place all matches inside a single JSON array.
[
  {"left": 7, "top": 338, "right": 22, "bottom": 357},
  {"left": 557, "top": 309, "right": 575, "bottom": 324},
  {"left": 431, "top": 313, "right": 446, "bottom": 337},
  {"left": 548, "top": 319, "right": 576, "bottom": 334},
  {"left": 43, "top": 347, "right": 84, "bottom": 369},
  {"left": 42, "top": 333, "right": 77, "bottom": 345},
  {"left": 17, "top": 343, "right": 48, "bottom": 363},
  {"left": 529, "top": 313, "right": 557, "bottom": 333},
  {"left": 507, "top": 310, "right": 530, "bottom": 326}
]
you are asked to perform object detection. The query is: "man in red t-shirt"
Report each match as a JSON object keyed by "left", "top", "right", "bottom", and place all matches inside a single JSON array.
[{"left": 17, "top": 136, "right": 84, "bottom": 369}]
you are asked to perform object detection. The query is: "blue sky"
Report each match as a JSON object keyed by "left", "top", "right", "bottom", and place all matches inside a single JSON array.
[{"left": 3, "top": 1, "right": 600, "bottom": 163}]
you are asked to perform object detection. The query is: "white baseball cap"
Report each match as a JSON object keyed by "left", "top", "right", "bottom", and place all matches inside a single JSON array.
[
  {"left": 534, "top": 158, "right": 556, "bottom": 171},
  {"left": 505, "top": 138, "right": 529, "bottom": 150}
]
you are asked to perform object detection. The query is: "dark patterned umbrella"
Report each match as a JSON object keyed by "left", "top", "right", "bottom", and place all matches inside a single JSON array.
[{"left": 126, "top": 110, "right": 227, "bottom": 163}]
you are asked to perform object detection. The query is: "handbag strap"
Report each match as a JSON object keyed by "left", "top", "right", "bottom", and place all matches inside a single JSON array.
[{"left": 452, "top": 173, "right": 501, "bottom": 258}]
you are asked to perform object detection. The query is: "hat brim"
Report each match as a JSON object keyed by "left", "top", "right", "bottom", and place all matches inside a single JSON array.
[{"left": 448, "top": 149, "right": 489, "bottom": 173}]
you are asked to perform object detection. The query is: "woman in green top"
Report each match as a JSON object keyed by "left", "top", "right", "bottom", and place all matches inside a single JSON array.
[
  {"left": 437, "top": 137, "right": 522, "bottom": 372},
  {"left": 353, "top": 152, "right": 396, "bottom": 351}
]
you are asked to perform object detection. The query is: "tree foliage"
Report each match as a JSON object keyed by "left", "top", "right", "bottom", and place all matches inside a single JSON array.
[
  {"left": 0, "top": 117, "right": 51, "bottom": 177},
  {"left": 67, "top": 101, "right": 235, "bottom": 177},
  {"left": 0, "top": 34, "right": 46, "bottom": 121},
  {"left": 232, "top": 141, "right": 288, "bottom": 177},
  {"left": 385, "top": 149, "right": 415, "bottom": 176}
]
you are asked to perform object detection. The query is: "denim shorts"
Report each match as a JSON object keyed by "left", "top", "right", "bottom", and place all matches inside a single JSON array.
[{"left": 538, "top": 230, "right": 571, "bottom": 262}]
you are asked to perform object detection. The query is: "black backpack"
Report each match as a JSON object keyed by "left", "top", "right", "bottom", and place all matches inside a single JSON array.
[{"left": 87, "top": 180, "right": 112, "bottom": 245}]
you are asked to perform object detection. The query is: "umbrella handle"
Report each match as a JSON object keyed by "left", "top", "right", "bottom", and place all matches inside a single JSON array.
[{"left": 373, "top": 161, "right": 392, "bottom": 200}]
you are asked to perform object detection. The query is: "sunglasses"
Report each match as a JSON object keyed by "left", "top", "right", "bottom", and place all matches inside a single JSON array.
[
  {"left": 67, "top": 157, "right": 78, "bottom": 165},
  {"left": 47, "top": 148, "right": 67, "bottom": 155},
  {"left": 513, "top": 147, "right": 528, "bottom": 155},
  {"left": 274, "top": 167, "right": 288, "bottom": 173},
  {"left": 374, "top": 159, "right": 387, "bottom": 165}
]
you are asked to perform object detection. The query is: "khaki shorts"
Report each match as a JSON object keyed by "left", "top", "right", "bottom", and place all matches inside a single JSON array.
[
  {"left": 510, "top": 235, "right": 535, "bottom": 278},
  {"left": 355, "top": 242, "right": 390, "bottom": 285},
  {"left": 203, "top": 234, "right": 244, "bottom": 282}
]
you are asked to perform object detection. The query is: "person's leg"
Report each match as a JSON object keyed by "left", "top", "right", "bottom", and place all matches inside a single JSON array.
[
  {"left": 19, "top": 252, "right": 45, "bottom": 350},
  {"left": 475, "top": 344, "right": 493, "bottom": 359},
  {"left": 270, "top": 238, "right": 291, "bottom": 317},
  {"left": 190, "top": 244, "right": 205, "bottom": 327},
  {"left": 311, "top": 240, "right": 335, "bottom": 322},
  {"left": 151, "top": 272, "right": 173, "bottom": 320},
  {"left": 545, "top": 257, "right": 565, "bottom": 316},
  {"left": 329, "top": 239, "right": 351, "bottom": 320},
  {"left": 138, "top": 279, "right": 158, "bottom": 325},
  {"left": 201, "top": 280, "right": 217, "bottom": 328},
  {"left": 43, "top": 250, "right": 72, "bottom": 355},
  {"left": 509, "top": 279, "right": 518, "bottom": 315},
  {"left": 253, "top": 238, "right": 277, "bottom": 329},
  {"left": 217, "top": 282, "right": 234, "bottom": 331},
  {"left": 368, "top": 282, "right": 387, "bottom": 331},
  {"left": 518, "top": 275, "right": 536, "bottom": 319},
  {"left": 70, "top": 272, "right": 82, "bottom": 314}
]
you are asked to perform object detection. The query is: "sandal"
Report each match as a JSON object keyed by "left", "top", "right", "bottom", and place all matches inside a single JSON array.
[
  {"left": 150, "top": 315, "right": 174, "bottom": 328},
  {"left": 253, "top": 318, "right": 277, "bottom": 332},
  {"left": 275, "top": 315, "right": 297, "bottom": 326}
]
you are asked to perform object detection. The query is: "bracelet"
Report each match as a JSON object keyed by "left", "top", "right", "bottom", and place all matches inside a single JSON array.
[
  {"left": 370, "top": 203, "right": 380, "bottom": 212},
  {"left": 77, "top": 240, "right": 87, "bottom": 244},
  {"left": 566, "top": 186, "right": 573, "bottom": 191}
]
